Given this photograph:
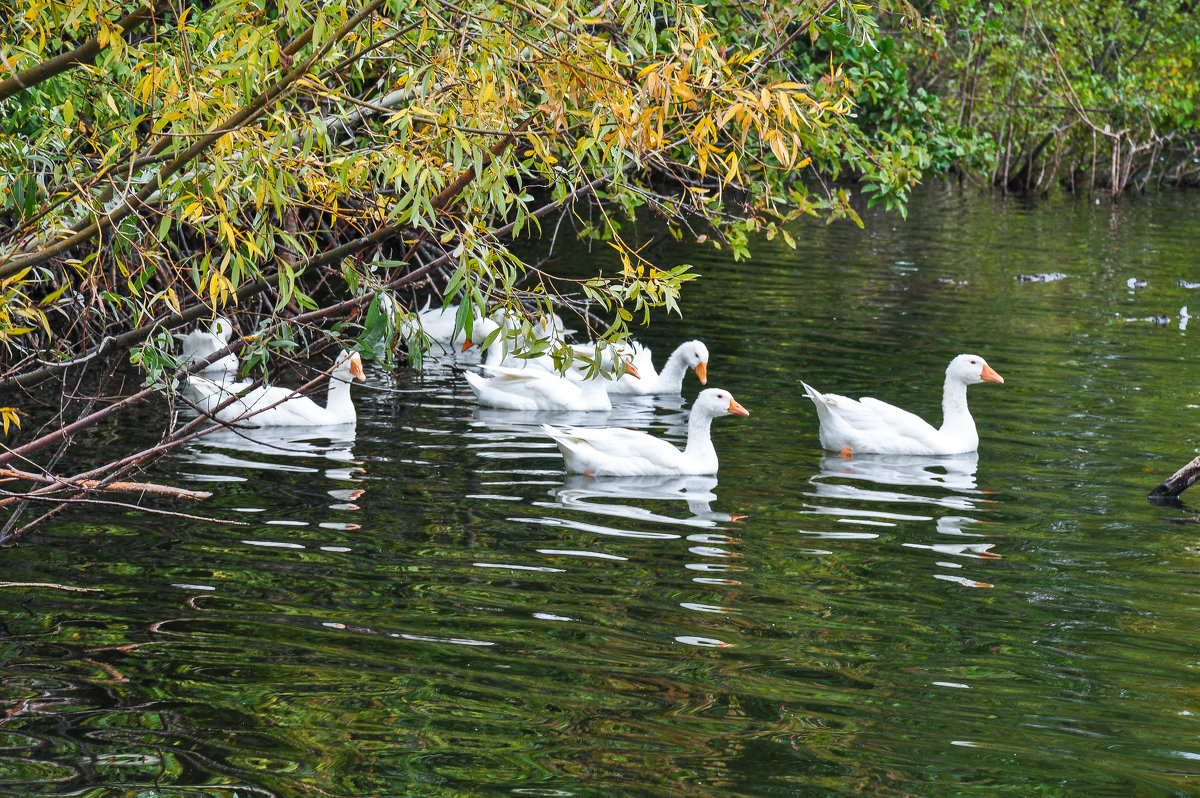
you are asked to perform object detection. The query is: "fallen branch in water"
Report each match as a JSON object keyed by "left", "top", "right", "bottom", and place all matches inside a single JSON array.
[
  {"left": 0, "top": 467, "right": 212, "bottom": 505},
  {"left": 0, "top": 581, "right": 102, "bottom": 592},
  {"left": 1150, "top": 455, "right": 1200, "bottom": 499}
]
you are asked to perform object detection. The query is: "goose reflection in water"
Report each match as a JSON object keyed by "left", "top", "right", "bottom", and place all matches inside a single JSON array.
[
  {"left": 815, "top": 451, "right": 980, "bottom": 492},
  {"left": 803, "top": 452, "right": 999, "bottom": 587},
  {"left": 177, "top": 425, "right": 365, "bottom": 526},
  {"left": 177, "top": 425, "right": 363, "bottom": 504},
  {"left": 545, "top": 473, "right": 742, "bottom": 527},
  {"left": 807, "top": 452, "right": 984, "bottom": 514}
]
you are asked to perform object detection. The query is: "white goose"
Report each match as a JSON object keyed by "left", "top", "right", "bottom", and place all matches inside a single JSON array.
[
  {"left": 801, "top": 354, "right": 1004, "bottom": 457},
  {"left": 542, "top": 388, "right": 749, "bottom": 476},
  {"left": 491, "top": 306, "right": 573, "bottom": 348},
  {"left": 599, "top": 339, "right": 709, "bottom": 395},
  {"left": 176, "top": 317, "right": 238, "bottom": 373},
  {"left": 192, "top": 350, "right": 366, "bottom": 427}
]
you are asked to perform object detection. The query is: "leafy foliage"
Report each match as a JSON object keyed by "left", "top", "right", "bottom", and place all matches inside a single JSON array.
[
  {"left": 0, "top": 0, "right": 927, "bottom": 383},
  {"left": 912, "top": 0, "right": 1200, "bottom": 195}
]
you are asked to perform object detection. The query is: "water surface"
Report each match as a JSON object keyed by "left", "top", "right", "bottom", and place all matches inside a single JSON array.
[{"left": 5, "top": 185, "right": 1200, "bottom": 795}]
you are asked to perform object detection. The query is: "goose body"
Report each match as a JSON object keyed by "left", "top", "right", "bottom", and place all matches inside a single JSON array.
[
  {"left": 542, "top": 388, "right": 749, "bottom": 476},
  {"left": 176, "top": 317, "right": 238, "bottom": 373},
  {"left": 182, "top": 373, "right": 252, "bottom": 416},
  {"left": 411, "top": 301, "right": 469, "bottom": 348},
  {"left": 465, "top": 365, "right": 617, "bottom": 411},
  {"left": 801, "top": 354, "right": 1003, "bottom": 456},
  {"left": 193, "top": 350, "right": 365, "bottom": 427}
]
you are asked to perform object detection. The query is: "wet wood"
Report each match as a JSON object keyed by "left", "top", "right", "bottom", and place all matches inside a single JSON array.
[
  {"left": 0, "top": 468, "right": 211, "bottom": 506},
  {"left": 1149, "top": 455, "right": 1200, "bottom": 498}
]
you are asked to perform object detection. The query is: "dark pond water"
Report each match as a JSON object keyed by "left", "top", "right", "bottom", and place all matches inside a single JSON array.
[{"left": 5, "top": 185, "right": 1200, "bottom": 795}]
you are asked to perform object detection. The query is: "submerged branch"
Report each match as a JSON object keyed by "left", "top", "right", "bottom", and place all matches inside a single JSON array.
[{"left": 1149, "top": 455, "right": 1200, "bottom": 499}]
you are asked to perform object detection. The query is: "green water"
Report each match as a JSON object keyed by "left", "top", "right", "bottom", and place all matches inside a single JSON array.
[{"left": 5, "top": 185, "right": 1200, "bottom": 795}]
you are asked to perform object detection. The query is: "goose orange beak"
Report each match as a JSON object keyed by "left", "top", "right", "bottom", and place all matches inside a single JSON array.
[
  {"left": 349, "top": 354, "right": 366, "bottom": 381},
  {"left": 622, "top": 360, "right": 641, "bottom": 379},
  {"left": 728, "top": 397, "right": 749, "bottom": 416},
  {"left": 461, "top": 339, "right": 474, "bottom": 353},
  {"left": 695, "top": 361, "right": 708, "bottom": 385},
  {"left": 980, "top": 363, "right": 1004, "bottom": 384}
]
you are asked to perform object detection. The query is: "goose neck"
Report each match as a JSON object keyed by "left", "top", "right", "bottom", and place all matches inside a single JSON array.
[
  {"left": 683, "top": 408, "right": 717, "bottom": 459},
  {"left": 657, "top": 347, "right": 690, "bottom": 392},
  {"left": 325, "top": 373, "right": 357, "bottom": 421},
  {"left": 939, "top": 375, "right": 975, "bottom": 435}
]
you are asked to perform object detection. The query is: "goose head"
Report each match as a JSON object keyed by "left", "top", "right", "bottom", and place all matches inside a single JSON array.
[
  {"left": 948, "top": 354, "right": 1004, "bottom": 385},
  {"left": 680, "top": 340, "right": 710, "bottom": 384},
  {"left": 333, "top": 350, "right": 367, "bottom": 382},
  {"left": 695, "top": 388, "right": 749, "bottom": 418}
]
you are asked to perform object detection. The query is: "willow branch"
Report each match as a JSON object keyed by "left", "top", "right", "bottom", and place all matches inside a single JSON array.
[
  {"left": 0, "top": 0, "right": 387, "bottom": 280},
  {"left": 0, "top": 1, "right": 167, "bottom": 102}
]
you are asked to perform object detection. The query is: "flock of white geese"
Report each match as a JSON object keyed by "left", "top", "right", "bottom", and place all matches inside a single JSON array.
[{"left": 174, "top": 305, "right": 1004, "bottom": 477}]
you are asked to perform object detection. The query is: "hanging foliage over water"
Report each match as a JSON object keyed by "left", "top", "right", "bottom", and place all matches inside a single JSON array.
[{"left": 0, "top": 0, "right": 931, "bottom": 540}]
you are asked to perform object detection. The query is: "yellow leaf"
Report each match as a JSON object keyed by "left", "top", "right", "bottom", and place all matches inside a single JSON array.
[
  {"left": 718, "top": 102, "right": 741, "bottom": 128},
  {"left": 673, "top": 83, "right": 696, "bottom": 101},
  {"left": 768, "top": 132, "right": 790, "bottom": 166},
  {"left": 0, "top": 407, "right": 22, "bottom": 436},
  {"left": 723, "top": 151, "right": 739, "bottom": 186}
]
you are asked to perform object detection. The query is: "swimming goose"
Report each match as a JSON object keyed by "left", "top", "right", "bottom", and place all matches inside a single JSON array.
[
  {"left": 600, "top": 339, "right": 709, "bottom": 395},
  {"left": 801, "top": 354, "right": 1004, "bottom": 456},
  {"left": 194, "top": 350, "right": 366, "bottom": 427},
  {"left": 401, "top": 298, "right": 487, "bottom": 353},
  {"left": 542, "top": 388, "right": 749, "bottom": 475}
]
